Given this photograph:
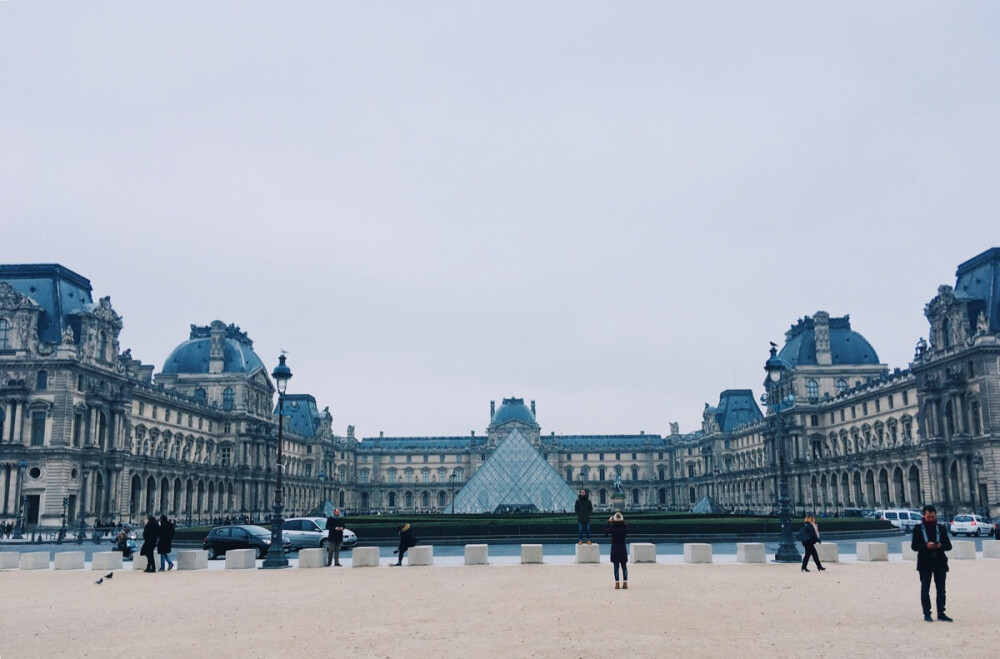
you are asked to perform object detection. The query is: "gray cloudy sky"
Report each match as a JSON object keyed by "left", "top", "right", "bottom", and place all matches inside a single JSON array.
[{"left": 2, "top": 3, "right": 997, "bottom": 438}]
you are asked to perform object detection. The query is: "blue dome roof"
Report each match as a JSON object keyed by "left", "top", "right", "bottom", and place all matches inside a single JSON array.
[
  {"left": 491, "top": 398, "right": 536, "bottom": 426},
  {"left": 161, "top": 322, "right": 266, "bottom": 375},
  {"left": 778, "top": 314, "right": 879, "bottom": 367}
]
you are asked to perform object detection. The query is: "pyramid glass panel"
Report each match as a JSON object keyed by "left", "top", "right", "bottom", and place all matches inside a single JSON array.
[{"left": 448, "top": 428, "right": 578, "bottom": 513}]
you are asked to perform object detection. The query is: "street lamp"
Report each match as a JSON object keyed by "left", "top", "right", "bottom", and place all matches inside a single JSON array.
[
  {"left": 77, "top": 469, "right": 88, "bottom": 545},
  {"left": 262, "top": 354, "right": 292, "bottom": 569},
  {"left": 58, "top": 497, "right": 68, "bottom": 544},
  {"left": 763, "top": 344, "right": 802, "bottom": 564},
  {"left": 13, "top": 459, "right": 27, "bottom": 540},
  {"left": 450, "top": 472, "right": 457, "bottom": 515}
]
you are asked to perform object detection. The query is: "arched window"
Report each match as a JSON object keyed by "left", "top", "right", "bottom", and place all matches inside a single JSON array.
[
  {"left": 421, "top": 492, "right": 429, "bottom": 508},
  {"left": 438, "top": 491, "right": 447, "bottom": 507},
  {"left": 835, "top": 379, "right": 848, "bottom": 394},
  {"left": 565, "top": 467, "right": 573, "bottom": 481},
  {"left": 194, "top": 388, "right": 207, "bottom": 404},
  {"left": 942, "top": 317, "right": 952, "bottom": 349},
  {"left": 0, "top": 318, "right": 10, "bottom": 349},
  {"left": 387, "top": 492, "right": 396, "bottom": 508},
  {"left": 806, "top": 379, "right": 819, "bottom": 401},
  {"left": 404, "top": 492, "right": 413, "bottom": 508},
  {"left": 222, "top": 388, "right": 235, "bottom": 411}
]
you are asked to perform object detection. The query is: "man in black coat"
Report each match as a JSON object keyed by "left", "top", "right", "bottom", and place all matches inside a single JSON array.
[
  {"left": 911, "top": 504, "right": 953, "bottom": 622},
  {"left": 325, "top": 508, "right": 345, "bottom": 567},
  {"left": 140, "top": 515, "right": 159, "bottom": 573},
  {"left": 575, "top": 490, "right": 593, "bottom": 545},
  {"left": 391, "top": 523, "right": 417, "bottom": 566}
]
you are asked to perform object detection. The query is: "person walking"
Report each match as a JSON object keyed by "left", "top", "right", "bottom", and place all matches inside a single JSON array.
[
  {"left": 391, "top": 523, "right": 417, "bottom": 566},
  {"left": 604, "top": 512, "right": 630, "bottom": 590},
  {"left": 157, "top": 515, "right": 175, "bottom": 571},
  {"left": 912, "top": 504, "right": 953, "bottom": 622},
  {"left": 325, "top": 508, "right": 345, "bottom": 567},
  {"left": 798, "top": 515, "right": 825, "bottom": 572},
  {"left": 140, "top": 515, "right": 159, "bottom": 573},
  {"left": 575, "top": 490, "right": 593, "bottom": 545}
]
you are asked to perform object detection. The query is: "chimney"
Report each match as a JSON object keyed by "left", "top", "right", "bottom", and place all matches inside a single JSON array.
[
  {"left": 669, "top": 422, "right": 679, "bottom": 436},
  {"left": 208, "top": 320, "right": 226, "bottom": 374},
  {"left": 347, "top": 425, "right": 355, "bottom": 440},
  {"left": 530, "top": 400, "right": 536, "bottom": 418},
  {"left": 379, "top": 430, "right": 384, "bottom": 438},
  {"left": 490, "top": 400, "right": 495, "bottom": 420},
  {"left": 814, "top": 311, "right": 832, "bottom": 365}
]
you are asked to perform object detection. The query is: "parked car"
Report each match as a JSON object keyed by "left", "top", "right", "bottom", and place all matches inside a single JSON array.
[
  {"left": 874, "top": 509, "right": 920, "bottom": 533},
  {"left": 281, "top": 517, "right": 358, "bottom": 550},
  {"left": 203, "top": 524, "right": 291, "bottom": 559},
  {"left": 950, "top": 514, "right": 993, "bottom": 537}
]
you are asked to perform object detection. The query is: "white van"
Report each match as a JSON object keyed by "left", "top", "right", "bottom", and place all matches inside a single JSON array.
[{"left": 875, "top": 509, "right": 921, "bottom": 533}]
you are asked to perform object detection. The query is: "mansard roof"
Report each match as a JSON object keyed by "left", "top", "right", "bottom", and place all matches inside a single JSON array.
[
  {"left": 955, "top": 247, "right": 1000, "bottom": 333},
  {"left": 0, "top": 264, "right": 94, "bottom": 344},
  {"left": 357, "top": 436, "right": 479, "bottom": 451},
  {"left": 778, "top": 314, "right": 880, "bottom": 367},
  {"left": 710, "top": 389, "right": 763, "bottom": 432},
  {"left": 277, "top": 394, "right": 324, "bottom": 438}
]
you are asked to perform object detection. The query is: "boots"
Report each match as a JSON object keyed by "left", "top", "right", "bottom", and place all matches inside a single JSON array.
[
  {"left": 622, "top": 582, "right": 628, "bottom": 589},
  {"left": 614, "top": 582, "right": 620, "bottom": 589}
]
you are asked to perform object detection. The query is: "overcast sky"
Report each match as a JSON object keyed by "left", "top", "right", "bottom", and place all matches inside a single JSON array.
[{"left": 2, "top": 3, "right": 998, "bottom": 439}]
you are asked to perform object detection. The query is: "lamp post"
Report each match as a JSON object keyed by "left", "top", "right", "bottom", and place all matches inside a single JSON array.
[
  {"left": 13, "top": 459, "right": 27, "bottom": 539},
  {"left": 763, "top": 344, "right": 802, "bottom": 564},
  {"left": 58, "top": 497, "right": 68, "bottom": 544},
  {"left": 450, "top": 472, "right": 457, "bottom": 515},
  {"left": 262, "top": 354, "right": 292, "bottom": 569},
  {"left": 77, "top": 469, "right": 89, "bottom": 545}
]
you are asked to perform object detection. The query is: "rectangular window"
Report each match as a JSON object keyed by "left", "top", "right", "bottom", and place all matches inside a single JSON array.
[
  {"left": 874, "top": 399, "right": 881, "bottom": 413},
  {"left": 888, "top": 395, "right": 894, "bottom": 410},
  {"left": 830, "top": 412, "right": 835, "bottom": 424},
  {"left": 583, "top": 453, "right": 588, "bottom": 461},
  {"left": 851, "top": 407, "right": 856, "bottom": 420},
  {"left": 30, "top": 411, "right": 46, "bottom": 446},
  {"left": 198, "top": 417, "right": 203, "bottom": 429},
  {"left": 223, "top": 422, "right": 231, "bottom": 434},
  {"left": 406, "top": 455, "right": 412, "bottom": 463},
  {"left": 73, "top": 413, "right": 83, "bottom": 447},
  {"left": 840, "top": 409, "right": 845, "bottom": 422},
  {"left": 862, "top": 402, "right": 868, "bottom": 415},
  {"left": 220, "top": 446, "right": 232, "bottom": 467},
  {"left": 565, "top": 453, "right": 572, "bottom": 460},
  {"left": 902, "top": 390, "right": 909, "bottom": 405},
  {"left": 439, "top": 455, "right": 445, "bottom": 462},
  {"left": 423, "top": 455, "right": 429, "bottom": 463}
]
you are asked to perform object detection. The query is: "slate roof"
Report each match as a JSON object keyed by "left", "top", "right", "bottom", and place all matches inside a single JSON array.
[
  {"left": 778, "top": 315, "right": 880, "bottom": 366},
  {"left": 955, "top": 247, "right": 1000, "bottom": 333},
  {"left": 491, "top": 397, "right": 537, "bottom": 426},
  {"left": 161, "top": 324, "right": 265, "bottom": 375},
  {"left": 710, "top": 390, "right": 763, "bottom": 432},
  {"left": 0, "top": 264, "right": 94, "bottom": 344},
  {"left": 277, "top": 394, "right": 323, "bottom": 438}
]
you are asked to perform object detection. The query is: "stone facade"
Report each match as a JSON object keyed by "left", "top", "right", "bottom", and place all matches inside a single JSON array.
[{"left": 3, "top": 249, "right": 999, "bottom": 530}]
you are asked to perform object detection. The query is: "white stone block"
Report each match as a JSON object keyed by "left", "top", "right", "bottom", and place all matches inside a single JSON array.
[
  {"left": 177, "top": 550, "right": 208, "bottom": 570},
  {"left": 901, "top": 544, "right": 917, "bottom": 561},
  {"left": 408, "top": 545, "right": 433, "bottom": 566},
  {"left": 20, "top": 552, "right": 49, "bottom": 570},
  {"left": 575, "top": 543, "right": 600, "bottom": 564},
  {"left": 351, "top": 546, "right": 379, "bottom": 567},
  {"left": 298, "top": 548, "right": 327, "bottom": 568},
  {"left": 0, "top": 552, "right": 20, "bottom": 569},
  {"left": 631, "top": 543, "right": 657, "bottom": 563},
  {"left": 982, "top": 542, "right": 1000, "bottom": 559},
  {"left": 736, "top": 543, "right": 766, "bottom": 564},
  {"left": 952, "top": 541, "right": 976, "bottom": 559},
  {"left": 92, "top": 552, "right": 123, "bottom": 571},
  {"left": 521, "top": 544, "right": 543, "bottom": 564},
  {"left": 816, "top": 543, "right": 840, "bottom": 563},
  {"left": 132, "top": 554, "right": 149, "bottom": 571},
  {"left": 54, "top": 551, "right": 85, "bottom": 570},
  {"left": 464, "top": 544, "right": 488, "bottom": 565},
  {"left": 857, "top": 542, "right": 888, "bottom": 562},
  {"left": 683, "top": 543, "right": 712, "bottom": 564},
  {"left": 225, "top": 548, "right": 256, "bottom": 569}
]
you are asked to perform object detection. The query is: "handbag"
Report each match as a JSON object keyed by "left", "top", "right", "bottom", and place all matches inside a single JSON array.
[{"left": 794, "top": 526, "right": 810, "bottom": 542}]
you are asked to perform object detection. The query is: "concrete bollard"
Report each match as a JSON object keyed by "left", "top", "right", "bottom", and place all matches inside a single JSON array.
[
  {"left": 20, "top": 552, "right": 50, "bottom": 570},
  {"left": 521, "top": 544, "right": 543, "bottom": 564},
  {"left": 0, "top": 552, "right": 20, "bottom": 569},
  {"left": 631, "top": 543, "right": 657, "bottom": 563},
  {"left": 92, "top": 552, "right": 124, "bottom": 571},
  {"left": 575, "top": 543, "right": 600, "bottom": 564},
  {"left": 901, "top": 544, "right": 917, "bottom": 561},
  {"left": 54, "top": 551, "right": 85, "bottom": 570},
  {"left": 857, "top": 542, "right": 888, "bottom": 562},
  {"left": 408, "top": 545, "right": 433, "bottom": 566},
  {"left": 951, "top": 541, "right": 976, "bottom": 560},
  {"left": 351, "top": 546, "right": 379, "bottom": 568},
  {"left": 132, "top": 554, "right": 149, "bottom": 571},
  {"left": 982, "top": 542, "right": 1000, "bottom": 559},
  {"left": 298, "top": 548, "right": 327, "bottom": 568},
  {"left": 736, "top": 543, "right": 766, "bottom": 564},
  {"left": 815, "top": 543, "right": 840, "bottom": 563},
  {"left": 177, "top": 550, "right": 208, "bottom": 570},
  {"left": 464, "top": 544, "right": 488, "bottom": 565},
  {"left": 225, "top": 548, "right": 256, "bottom": 569},
  {"left": 683, "top": 543, "right": 712, "bottom": 564}
]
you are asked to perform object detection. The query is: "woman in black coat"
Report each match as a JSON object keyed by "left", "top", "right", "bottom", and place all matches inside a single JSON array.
[
  {"left": 140, "top": 515, "right": 159, "bottom": 573},
  {"left": 391, "top": 523, "right": 418, "bottom": 566},
  {"left": 799, "top": 515, "right": 825, "bottom": 572},
  {"left": 157, "top": 515, "right": 175, "bottom": 572},
  {"left": 604, "top": 512, "right": 630, "bottom": 589}
]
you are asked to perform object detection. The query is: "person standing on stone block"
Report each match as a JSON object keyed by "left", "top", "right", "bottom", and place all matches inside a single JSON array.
[
  {"left": 157, "top": 515, "right": 175, "bottom": 571},
  {"left": 912, "top": 504, "right": 953, "bottom": 623},
  {"left": 325, "top": 509, "right": 345, "bottom": 567},
  {"left": 575, "top": 490, "right": 593, "bottom": 545},
  {"left": 140, "top": 515, "right": 159, "bottom": 573},
  {"left": 391, "top": 523, "right": 417, "bottom": 566},
  {"left": 604, "top": 512, "right": 630, "bottom": 590}
]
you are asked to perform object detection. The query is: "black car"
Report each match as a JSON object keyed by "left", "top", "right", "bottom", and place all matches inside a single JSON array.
[{"left": 203, "top": 524, "right": 290, "bottom": 560}]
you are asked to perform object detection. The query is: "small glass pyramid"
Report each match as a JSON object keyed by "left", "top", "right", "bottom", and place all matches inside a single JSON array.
[{"left": 448, "top": 428, "right": 578, "bottom": 513}]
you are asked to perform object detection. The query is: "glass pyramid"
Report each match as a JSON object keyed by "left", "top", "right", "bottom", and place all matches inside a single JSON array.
[{"left": 448, "top": 428, "right": 578, "bottom": 513}]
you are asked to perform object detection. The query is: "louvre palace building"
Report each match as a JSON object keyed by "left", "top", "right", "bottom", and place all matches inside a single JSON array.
[{"left": 1, "top": 248, "right": 999, "bottom": 531}]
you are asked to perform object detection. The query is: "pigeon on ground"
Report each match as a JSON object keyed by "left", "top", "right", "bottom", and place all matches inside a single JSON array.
[
  {"left": 94, "top": 578, "right": 103, "bottom": 585},
  {"left": 105, "top": 573, "right": 114, "bottom": 579}
]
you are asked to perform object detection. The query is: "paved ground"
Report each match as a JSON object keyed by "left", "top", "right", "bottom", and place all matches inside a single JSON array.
[{"left": 1, "top": 557, "right": 996, "bottom": 658}]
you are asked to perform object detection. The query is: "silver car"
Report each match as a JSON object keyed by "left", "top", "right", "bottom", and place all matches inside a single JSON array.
[
  {"left": 281, "top": 517, "right": 358, "bottom": 550},
  {"left": 950, "top": 514, "right": 993, "bottom": 537}
]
